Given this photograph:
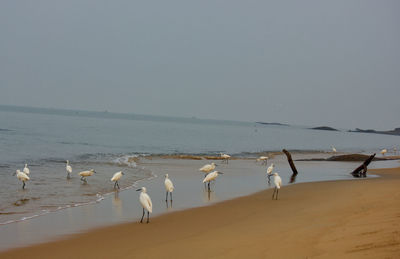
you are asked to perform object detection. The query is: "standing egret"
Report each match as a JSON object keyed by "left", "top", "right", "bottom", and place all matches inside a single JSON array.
[
  {"left": 14, "top": 170, "right": 30, "bottom": 189},
  {"left": 380, "top": 149, "right": 387, "bottom": 156},
  {"left": 164, "top": 174, "right": 174, "bottom": 202},
  {"left": 111, "top": 171, "right": 124, "bottom": 189},
  {"left": 199, "top": 162, "right": 216, "bottom": 188},
  {"left": 203, "top": 171, "right": 223, "bottom": 191},
  {"left": 78, "top": 169, "right": 96, "bottom": 183},
  {"left": 256, "top": 156, "right": 268, "bottom": 165},
  {"left": 136, "top": 187, "right": 152, "bottom": 223},
  {"left": 272, "top": 173, "right": 282, "bottom": 200},
  {"left": 266, "top": 163, "right": 275, "bottom": 183},
  {"left": 220, "top": 153, "right": 231, "bottom": 164},
  {"left": 394, "top": 147, "right": 397, "bottom": 155},
  {"left": 66, "top": 160, "right": 72, "bottom": 179},
  {"left": 331, "top": 146, "right": 337, "bottom": 153},
  {"left": 23, "top": 164, "right": 30, "bottom": 175}
]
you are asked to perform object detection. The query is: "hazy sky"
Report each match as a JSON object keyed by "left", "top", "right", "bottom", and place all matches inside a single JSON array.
[{"left": 0, "top": 1, "right": 399, "bottom": 130}]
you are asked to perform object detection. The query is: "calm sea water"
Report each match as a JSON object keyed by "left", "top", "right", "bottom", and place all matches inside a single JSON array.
[{"left": 0, "top": 105, "right": 398, "bottom": 225}]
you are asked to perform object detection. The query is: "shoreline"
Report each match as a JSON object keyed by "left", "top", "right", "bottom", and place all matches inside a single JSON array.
[{"left": 1, "top": 166, "right": 399, "bottom": 258}]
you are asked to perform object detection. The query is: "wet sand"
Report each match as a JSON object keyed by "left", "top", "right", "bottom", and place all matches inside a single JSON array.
[{"left": 1, "top": 166, "right": 399, "bottom": 258}]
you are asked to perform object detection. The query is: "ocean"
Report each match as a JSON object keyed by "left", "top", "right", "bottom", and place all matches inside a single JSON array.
[{"left": 0, "top": 104, "right": 398, "bottom": 227}]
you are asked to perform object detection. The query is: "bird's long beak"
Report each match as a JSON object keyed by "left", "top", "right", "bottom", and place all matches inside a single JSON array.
[
  {"left": 136, "top": 188, "right": 142, "bottom": 191},
  {"left": 218, "top": 172, "right": 224, "bottom": 174}
]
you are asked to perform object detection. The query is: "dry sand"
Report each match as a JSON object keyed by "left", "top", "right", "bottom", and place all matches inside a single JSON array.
[{"left": 1, "top": 167, "right": 399, "bottom": 258}]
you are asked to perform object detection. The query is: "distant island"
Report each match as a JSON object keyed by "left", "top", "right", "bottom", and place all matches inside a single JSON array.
[
  {"left": 309, "top": 126, "right": 339, "bottom": 131},
  {"left": 255, "top": 122, "right": 290, "bottom": 126},
  {"left": 349, "top": 127, "right": 400, "bottom": 136}
]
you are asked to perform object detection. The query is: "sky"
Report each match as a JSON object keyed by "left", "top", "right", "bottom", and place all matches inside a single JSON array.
[{"left": 0, "top": 0, "right": 399, "bottom": 130}]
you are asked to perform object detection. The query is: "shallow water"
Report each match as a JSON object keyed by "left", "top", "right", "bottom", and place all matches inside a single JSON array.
[{"left": 1, "top": 154, "right": 398, "bottom": 251}]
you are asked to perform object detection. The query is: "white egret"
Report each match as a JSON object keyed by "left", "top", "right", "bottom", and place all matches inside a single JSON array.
[
  {"left": 111, "top": 171, "right": 124, "bottom": 189},
  {"left": 14, "top": 169, "right": 30, "bottom": 189},
  {"left": 256, "top": 156, "right": 268, "bottom": 165},
  {"left": 199, "top": 162, "right": 216, "bottom": 174},
  {"left": 220, "top": 153, "right": 231, "bottom": 164},
  {"left": 203, "top": 170, "right": 223, "bottom": 191},
  {"left": 23, "top": 164, "right": 30, "bottom": 175},
  {"left": 266, "top": 163, "right": 275, "bottom": 183},
  {"left": 380, "top": 149, "right": 387, "bottom": 156},
  {"left": 331, "top": 146, "right": 337, "bottom": 153},
  {"left": 78, "top": 169, "right": 96, "bottom": 183},
  {"left": 272, "top": 173, "right": 282, "bottom": 200},
  {"left": 164, "top": 174, "right": 174, "bottom": 202},
  {"left": 136, "top": 187, "right": 152, "bottom": 223},
  {"left": 66, "top": 160, "right": 72, "bottom": 179}
]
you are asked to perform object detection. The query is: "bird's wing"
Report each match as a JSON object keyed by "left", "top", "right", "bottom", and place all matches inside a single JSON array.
[
  {"left": 203, "top": 173, "right": 212, "bottom": 183},
  {"left": 165, "top": 179, "right": 174, "bottom": 191},
  {"left": 145, "top": 194, "right": 153, "bottom": 213}
]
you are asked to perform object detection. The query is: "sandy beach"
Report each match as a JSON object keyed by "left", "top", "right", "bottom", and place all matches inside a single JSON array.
[{"left": 1, "top": 165, "right": 399, "bottom": 258}]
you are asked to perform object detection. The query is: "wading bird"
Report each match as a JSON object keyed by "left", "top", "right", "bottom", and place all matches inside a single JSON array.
[
  {"left": 380, "top": 149, "right": 387, "bottom": 156},
  {"left": 23, "top": 164, "right": 30, "bottom": 175},
  {"left": 66, "top": 160, "right": 72, "bottom": 179},
  {"left": 220, "top": 153, "right": 231, "bottom": 164},
  {"left": 78, "top": 169, "right": 96, "bottom": 183},
  {"left": 272, "top": 172, "right": 282, "bottom": 200},
  {"left": 199, "top": 162, "right": 216, "bottom": 174},
  {"left": 266, "top": 163, "right": 275, "bottom": 183},
  {"left": 256, "top": 156, "right": 268, "bottom": 165},
  {"left": 111, "top": 171, "right": 124, "bottom": 189},
  {"left": 137, "top": 187, "right": 152, "bottom": 223},
  {"left": 164, "top": 174, "right": 174, "bottom": 202},
  {"left": 14, "top": 169, "right": 30, "bottom": 189},
  {"left": 203, "top": 171, "right": 223, "bottom": 191},
  {"left": 331, "top": 146, "right": 337, "bottom": 153}
]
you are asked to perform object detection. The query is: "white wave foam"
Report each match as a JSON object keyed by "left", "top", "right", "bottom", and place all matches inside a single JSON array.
[{"left": 112, "top": 155, "right": 138, "bottom": 168}]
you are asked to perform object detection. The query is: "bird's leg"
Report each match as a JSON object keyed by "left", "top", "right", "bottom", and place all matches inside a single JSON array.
[
  {"left": 165, "top": 191, "right": 168, "bottom": 202},
  {"left": 22, "top": 182, "right": 25, "bottom": 189},
  {"left": 272, "top": 188, "right": 276, "bottom": 199},
  {"left": 80, "top": 176, "right": 85, "bottom": 182},
  {"left": 276, "top": 189, "right": 279, "bottom": 200},
  {"left": 170, "top": 192, "right": 172, "bottom": 202},
  {"left": 67, "top": 173, "right": 70, "bottom": 179},
  {"left": 140, "top": 208, "right": 145, "bottom": 223},
  {"left": 114, "top": 182, "right": 117, "bottom": 189},
  {"left": 147, "top": 211, "right": 150, "bottom": 223},
  {"left": 117, "top": 181, "right": 120, "bottom": 189},
  {"left": 208, "top": 182, "right": 211, "bottom": 191}
]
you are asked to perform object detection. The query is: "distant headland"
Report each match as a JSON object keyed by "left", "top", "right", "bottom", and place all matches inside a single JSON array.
[
  {"left": 309, "top": 126, "right": 339, "bottom": 131},
  {"left": 349, "top": 127, "right": 400, "bottom": 136},
  {"left": 255, "top": 122, "right": 290, "bottom": 126}
]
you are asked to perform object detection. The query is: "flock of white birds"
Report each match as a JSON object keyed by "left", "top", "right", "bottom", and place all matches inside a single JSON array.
[{"left": 13, "top": 147, "right": 395, "bottom": 223}]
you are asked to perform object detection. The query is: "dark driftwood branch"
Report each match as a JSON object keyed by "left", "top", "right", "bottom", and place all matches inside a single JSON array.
[
  {"left": 351, "top": 153, "right": 376, "bottom": 178},
  {"left": 282, "top": 149, "right": 298, "bottom": 179}
]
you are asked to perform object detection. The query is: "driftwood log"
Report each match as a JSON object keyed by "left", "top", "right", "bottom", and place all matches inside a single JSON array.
[
  {"left": 350, "top": 153, "right": 376, "bottom": 178},
  {"left": 282, "top": 149, "right": 298, "bottom": 182}
]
